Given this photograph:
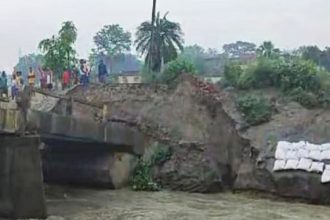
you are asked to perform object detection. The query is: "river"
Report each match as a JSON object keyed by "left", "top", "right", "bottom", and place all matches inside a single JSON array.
[{"left": 43, "top": 186, "right": 330, "bottom": 220}]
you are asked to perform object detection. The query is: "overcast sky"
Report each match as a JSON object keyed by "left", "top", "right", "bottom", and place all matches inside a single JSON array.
[{"left": 0, "top": 0, "right": 330, "bottom": 71}]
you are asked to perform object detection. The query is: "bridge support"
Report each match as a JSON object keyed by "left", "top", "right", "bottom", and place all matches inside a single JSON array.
[
  {"left": 42, "top": 143, "right": 137, "bottom": 189},
  {"left": 0, "top": 136, "right": 47, "bottom": 219}
]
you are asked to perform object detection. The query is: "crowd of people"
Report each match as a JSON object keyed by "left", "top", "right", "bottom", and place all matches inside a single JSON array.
[{"left": 0, "top": 59, "right": 109, "bottom": 100}]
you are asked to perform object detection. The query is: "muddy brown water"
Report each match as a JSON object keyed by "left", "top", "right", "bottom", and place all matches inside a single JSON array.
[{"left": 42, "top": 186, "right": 330, "bottom": 220}]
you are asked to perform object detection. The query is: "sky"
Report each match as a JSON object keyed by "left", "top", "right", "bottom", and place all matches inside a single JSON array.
[{"left": 0, "top": 0, "right": 330, "bottom": 71}]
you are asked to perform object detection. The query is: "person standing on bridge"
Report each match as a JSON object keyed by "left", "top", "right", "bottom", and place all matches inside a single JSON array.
[
  {"left": 28, "top": 67, "right": 36, "bottom": 95},
  {"left": 62, "top": 69, "right": 70, "bottom": 90},
  {"left": 98, "top": 60, "right": 108, "bottom": 84},
  {"left": 0, "top": 71, "right": 8, "bottom": 98},
  {"left": 79, "top": 59, "right": 90, "bottom": 90},
  {"left": 38, "top": 67, "right": 47, "bottom": 89},
  {"left": 11, "top": 73, "right": 17, "bottom": 100}
]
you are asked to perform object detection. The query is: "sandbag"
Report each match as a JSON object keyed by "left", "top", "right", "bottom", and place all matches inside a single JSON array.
[
  {"left": 306, "top": 143, "right": 320, "bottom": 151},
  {"left": 309, "top": 162, "right": 324, "bottom": 173},
  {"left": 277, "top": 141, "right": 290, "bottom": 150},
  {"left": 275, "top": 147, "right": 287, "bottom": 160},
  {"left": 291, "top": 141, "right": 306, "bottom": 150},
  {"left": 309, "top": 150, "right": 322, "bottom": 161},
  {"left": 297, "top": 158, "right": 312, "bottom": 171},
  {"left": 286, "top": 150, "right": 298, "bottom": 160},
  {"left": 320, "top": 150, "right": 330, "bottom": 161},
  {"left": 273, "top": 160, "right": 286, "bottom": 172},
  {"left": 298, "top": 148, "right": 309, "bottom": 158},
  {"left": 321, "top": 143, "right": 330, "bottom": 151},
  {"left": 284, "top": 159, "right": 299, "bottom": 170},
  {"left": 321, "top": 166, "right": 330, "bottom": 183}
]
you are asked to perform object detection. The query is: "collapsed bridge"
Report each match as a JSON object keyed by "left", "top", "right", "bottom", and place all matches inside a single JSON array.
[{"left": 0, "top": 85, "right": 147, "bottom": 219}]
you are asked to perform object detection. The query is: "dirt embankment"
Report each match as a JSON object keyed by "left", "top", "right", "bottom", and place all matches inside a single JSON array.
[{"left": 63, "top": 77, "right": 330, "bottom": 203}]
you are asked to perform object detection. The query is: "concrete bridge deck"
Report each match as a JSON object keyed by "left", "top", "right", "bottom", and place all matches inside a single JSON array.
[{"left": 0, "top": 90, "right": 146, "bottom": 219}]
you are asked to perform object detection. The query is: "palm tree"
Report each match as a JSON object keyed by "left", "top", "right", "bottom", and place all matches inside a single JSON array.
[
  {"left": 135, "top": 12, "right": 184, "bottom": 72},
  {"left": 258, "top": 41, "right": 280, "bottom": 58},
  {"left": 152, "top": 0, "right": 157, "bottom": 26}
]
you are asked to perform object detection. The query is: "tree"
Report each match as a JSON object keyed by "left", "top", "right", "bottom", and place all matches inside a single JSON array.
[
  {"left": 135, "top": 12, "right": 184, "bottom": 72},
  {"left": 152, "top": 0, "right": 157, "bottom": 26},
  {"left": 257, "top": 41, "right": 280, "bottom": 58},
  {"left": 38, "top": 21, "right": 77, "bottom": 78},
  {"left": 59, "top": 21, "right": 77, "bottom": 66},
  {"left": 299, "top": 46, "right": 330, "bottom": 71},
  {"left": 223, "top": 41, "right": 256, "bottom": 58},
  {"left": 93, "top": 24, "right": 132, "bottom": 56},
  {"left": 93, "top": 24, "right": 132, "bottom": 73},
  {"left": 179, "top": 45, "right": 206, "bottom": 74}
]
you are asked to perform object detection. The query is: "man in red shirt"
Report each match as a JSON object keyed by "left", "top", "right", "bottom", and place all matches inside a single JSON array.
[{"left": 62, "top": 69, "right": 70, "bottom": 90}]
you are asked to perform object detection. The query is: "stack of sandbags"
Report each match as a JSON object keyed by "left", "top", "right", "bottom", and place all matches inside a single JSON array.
[
  {"left": 321, "top": 165, "right": 330, "bottom": 183},
  {"left": 273, "top": 141, "right": 325, "bottom": 173}
]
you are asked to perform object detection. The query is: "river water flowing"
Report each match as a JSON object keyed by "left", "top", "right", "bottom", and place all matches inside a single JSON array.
[{"left": 44, "top": 186, "right": 330, "bottom": 220}]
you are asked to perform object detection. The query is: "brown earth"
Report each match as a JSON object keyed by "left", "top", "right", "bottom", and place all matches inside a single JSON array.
[{"left": 58, "top": 76, "right": 330, "bottom": 203}]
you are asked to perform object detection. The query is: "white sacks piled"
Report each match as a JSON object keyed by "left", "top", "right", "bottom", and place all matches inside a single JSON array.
[
  {"left": 273, "top": 140, "right": 330, "bottom": 183},
  {"left": 321, "top": 165, "right": 330, "bottom": 183},
  {"left": 284, "top": 159, "right": 299, "bottom": 170},
  {"left": 309, "top": 162, "right": 324, "bottom": 173},
  {"left": 275, "top": 141, "right": 290, "bottom": 160},
  {"left": 297, "top": 158, "right": 312, "bottom": 171},
  {"left": 273, "top": 160, "right": 286, "bottom": 172}
]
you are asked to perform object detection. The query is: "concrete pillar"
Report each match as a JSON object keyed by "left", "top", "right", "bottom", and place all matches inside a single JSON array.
[
  {"left": 0, "top": 136, "right": 47, "bottom": 219},
  {"left": 102, "top": 104, "right": 108, "bottom": 123}
]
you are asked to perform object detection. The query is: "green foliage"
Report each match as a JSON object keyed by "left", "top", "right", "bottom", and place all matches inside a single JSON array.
[
  {"left": 223, "top": 55, "right": 330, "bottom": 108},
  {"left": 236, "top": 66, "right": 256, "bottom": 89},
  {"left": 131, "top": 145, "right": 171, "bottom": 191},
  {"left": 318, "top": 87, "right": 330, "bottom": 108},
  {"left": 257, "top": 41, "right": 281, "bottom": 58},
  {"left": 223, "top": 41, "right": 256, "bottom": 58},
  {"left": 151, "top": 147, "right": 172, "bottom": 165},
  {"left": 38, "top": 21, "right": 77, "bottom": 78},
  {"left": 300, "top": 46, "right": 330, "bottom": 72},
  {"left": 131, "top": 160, "right": 159, "bottom": 191},
  {"left": 179, "top": 45, "right": 226, "bottom": 76},
  {"left": 277, "top": 59, "right": 321, "bottom": 93},
  {"left": 179, "top": 45, "right": 207, "bottom": 74},
  {"left": 135, "top": 12, "right": 184, "bottom": 72},
  {"left": 236, "top": 94, "right": 273, "bottom": 125},
  {"left": 161, "top": 59, "right": 196, "bottom": 84},
  {"left": 289, "top": 87, "right": 318, "bottom": 108},
  {"left": 223, "top": 63, "right": 243, "bottom": 87},
  {"left": 92, "top": 24, "right": 133, "bottom": 74},
  {"left": 93, "top": 24, "right": 132, "bottom": 56}
]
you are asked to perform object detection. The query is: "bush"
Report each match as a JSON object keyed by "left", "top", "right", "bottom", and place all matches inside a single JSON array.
[
  {"left": 130, "top": 159, "right": 160, "bottom": 191},
  {"left": 161, "top": 59, "right": 196, "bottom": 84},
  {"left": 224, "top": 63, "right": 243, "bottom": 87},
  {"left": 253, "top": 58, "right": 280, "bottom": 88},
  {"left": 130, "top": 145, "right": 172, "bottom": 191},
  {"left": 317, "top": 87, "right": 330, "bottom": 108},
  {"left": 236, "top": 94, "right": 273, "bottom": 125},
  {"left": 289, "top": 87, "right": 319, "bottom": 108},
  {"left": 277, "top": 59, "right": 321, "bottom": 93},
  {"left": 237, "top": 64, "right": 257, "bottom": 89}
]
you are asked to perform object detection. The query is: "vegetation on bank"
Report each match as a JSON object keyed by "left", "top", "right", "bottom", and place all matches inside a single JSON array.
[
  {"left": 224, "top": 55, "right": 330, "bottom": 109},
  {"left": 220, "top": 41, "right": 330, "bottom": 125},
  {"left": 131, "top": 143, "right": 172, "bottom": 191},
  {"left": 236, "top": 94, "right": 273, "bottom": 125}
]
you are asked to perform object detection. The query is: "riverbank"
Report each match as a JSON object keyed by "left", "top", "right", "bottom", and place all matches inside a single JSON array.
[{"left": 43, "top": 185, "right": 330, "bottom": 220}]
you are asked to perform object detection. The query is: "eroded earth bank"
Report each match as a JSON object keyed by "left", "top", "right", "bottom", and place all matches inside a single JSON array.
[{"left": 42, "top": 75, "right": 330, "bottom": 204}]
